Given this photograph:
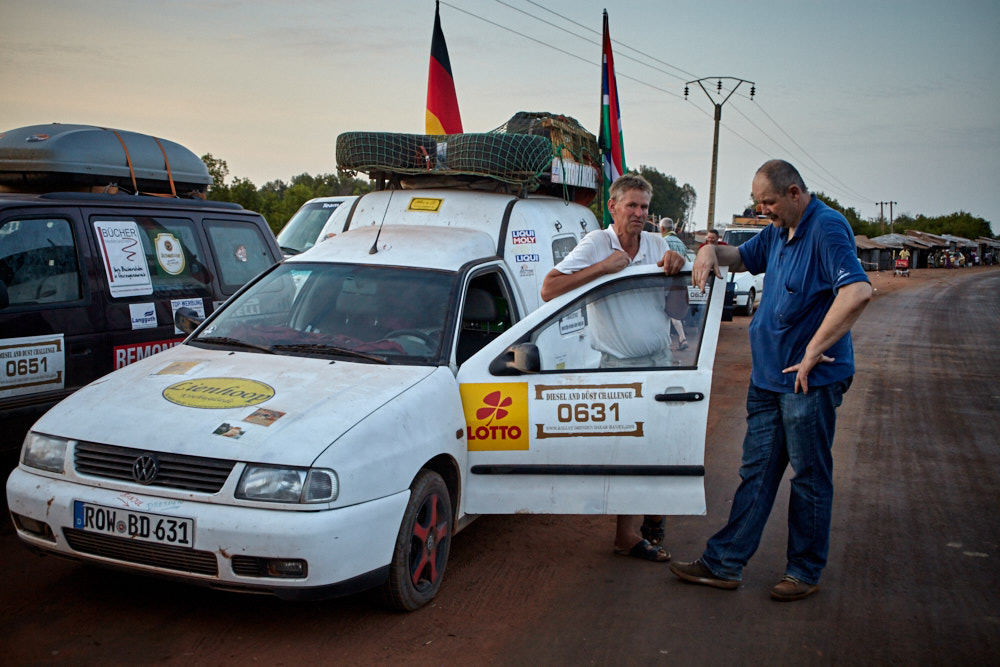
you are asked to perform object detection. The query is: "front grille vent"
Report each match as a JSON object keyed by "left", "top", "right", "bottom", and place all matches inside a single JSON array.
[
  {"left": 74, "top": 441, "right": 235, "bottom": 493},
  {"left": 64, "top": 528, "right": 218, "bottom": 575}
]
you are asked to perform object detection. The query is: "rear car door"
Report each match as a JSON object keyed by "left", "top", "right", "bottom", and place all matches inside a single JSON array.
[{"left": 458, "top": 266, "right": 725, "bottom": 516}]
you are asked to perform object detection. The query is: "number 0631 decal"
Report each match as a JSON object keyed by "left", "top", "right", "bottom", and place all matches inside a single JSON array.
[{"left": 534, "top": 382, "right": 646, "bottom": 439}]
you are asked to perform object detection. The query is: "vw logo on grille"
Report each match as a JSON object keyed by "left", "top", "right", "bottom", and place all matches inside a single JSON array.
[{"left": 132, "top": 454, "right": 160, "bottom": 484}]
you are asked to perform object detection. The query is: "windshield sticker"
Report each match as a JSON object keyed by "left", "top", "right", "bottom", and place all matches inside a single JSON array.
[
  {"left": 243, "top": 408, "right": 285, "bottom": 427},
  {"left": 163, "top": 377, "right": 275, "bottom": 409},
  {"left": 114, "top": 338, "right": 184, "bottom": 369},
  {"left": 461, "top": 383, "right": 529, "bottom": 451},
  {"left": 129, "top": 303, "right": 157, "bottom": 330},
  {"left": 407, "top": 197, "right": 443, "bottom": 212},
  {"left": 533, "top": 382, "right": 646, "bottom": 439},
  {"left": 0, "top": 334, "right": 65, "bottom": 398},
  {"left": 156, "top": 361, "right": 201, "bottom": 376},
  {"left": 234, "top": 245, "right": 248, "bottom": 263},
  {"left": 94, "top": 220, "right": 153, "bottom": 297},
  {"left": 171, "top": 297, "right": 206, "bottom": 334},
  {"left": 154, "top": 233, "right": 186, "bottom": 275},
  {"left": 687, "top": 285, "right": 710, "bottom": 304},
  {"left": 213, "top": 423, "right": 245, "bottom": 439}
]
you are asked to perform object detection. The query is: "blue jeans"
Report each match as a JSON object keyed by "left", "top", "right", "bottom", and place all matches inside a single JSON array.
[{"left": 700, "top": 377, "right": 852, "bottom": 585}]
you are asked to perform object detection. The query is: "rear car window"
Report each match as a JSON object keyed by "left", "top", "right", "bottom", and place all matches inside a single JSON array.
[
  {"left": 204, "top": 219, "right": 275, "bottom": 294},
  {"left": 92, "top": 216, "right": 213, "bottom": 299},
  {"left": 0, "top": 217, "right": 83, "bottom": 306}
]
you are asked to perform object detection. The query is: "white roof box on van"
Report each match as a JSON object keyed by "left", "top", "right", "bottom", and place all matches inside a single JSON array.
[{"left": 0, "top": 123, "right": 211, "bottom": 196}]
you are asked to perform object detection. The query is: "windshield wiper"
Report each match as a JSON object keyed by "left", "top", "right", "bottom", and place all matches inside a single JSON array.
[
  {"left": 270, "top": 343, "right": 388, "bottom": 364},
  {"left": 192, "top": 337, "right": 275, "bottom": 354}
]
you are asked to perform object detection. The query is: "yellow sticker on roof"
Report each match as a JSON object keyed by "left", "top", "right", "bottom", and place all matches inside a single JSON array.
[
  {"left": 407, "top": 197, "right": 442, "bottom": 212},
  {"left": 162, "top": 377, "right": 274, "bottom": 409}
]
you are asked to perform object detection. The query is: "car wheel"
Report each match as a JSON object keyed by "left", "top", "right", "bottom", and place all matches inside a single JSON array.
[
  {"left": 382, "top": 469, "right": 452, "bottom": 611},
  {"left": 741, "top": 289, "right": 756, "bottom": 316}
]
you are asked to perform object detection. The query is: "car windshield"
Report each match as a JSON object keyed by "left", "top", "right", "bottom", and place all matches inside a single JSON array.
[
  {"left": 723, "top": 229, "right": 763, "bottom": 246},
  {"left": 275, "top": 201, "right": 344, "bottom": 255},
  {"left": 192, "top": 263, "right": 456, "bottom": 365}
]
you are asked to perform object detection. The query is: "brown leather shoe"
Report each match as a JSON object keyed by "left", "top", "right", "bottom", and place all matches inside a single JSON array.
[
  {"left": 770, "top": 575, "right": 819, "bottom": 601},
  {"left": 669, "top": 560, "right": 739, "bottom": 590}
]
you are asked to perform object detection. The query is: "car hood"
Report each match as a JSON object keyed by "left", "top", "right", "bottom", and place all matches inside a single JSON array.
[{"left": 32, "top": 345, "right": 438, "bottom": 466}]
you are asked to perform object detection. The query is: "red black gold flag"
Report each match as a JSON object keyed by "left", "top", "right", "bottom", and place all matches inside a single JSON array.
[{"left": 426, "top": 1, "right": 463, "bottom": 135}]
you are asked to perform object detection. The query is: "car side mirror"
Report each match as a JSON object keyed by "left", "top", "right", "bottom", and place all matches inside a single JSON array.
[
  {"left": 489, "top": 343, "right": 540, "bottom": 375},
  {"left": 174, "top": 307, "right": 204, "bottom": 334}
]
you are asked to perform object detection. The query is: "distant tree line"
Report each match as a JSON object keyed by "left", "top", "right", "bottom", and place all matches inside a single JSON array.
[
  {"left": 201, "top": 154, "right": 993, "bottom": 241},
  {"left": 201, "top": 154, "right": 371, "bottom": 235}
]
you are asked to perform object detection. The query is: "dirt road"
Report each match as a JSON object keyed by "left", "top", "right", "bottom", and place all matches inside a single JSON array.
[{"left": 3, "top": 266, "right": 998, "bottom": 664}]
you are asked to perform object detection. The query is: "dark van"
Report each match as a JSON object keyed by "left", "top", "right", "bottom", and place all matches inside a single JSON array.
[{"left": 0, "top": 124, "right": 282, "bottom": 450}]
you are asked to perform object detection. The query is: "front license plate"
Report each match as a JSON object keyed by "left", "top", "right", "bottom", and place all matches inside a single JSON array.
[{"left": 73, "top": 501, "right": 194, "bottom": 547}]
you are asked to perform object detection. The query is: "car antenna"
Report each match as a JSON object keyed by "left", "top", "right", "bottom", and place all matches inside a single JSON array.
[{"left": 369, "top": 189, "right": 394, "bottom": 255}]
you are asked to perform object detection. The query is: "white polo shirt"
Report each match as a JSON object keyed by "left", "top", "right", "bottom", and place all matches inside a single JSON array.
[{"left": 554, "top": 227, "right": 672, "bottom": 361}]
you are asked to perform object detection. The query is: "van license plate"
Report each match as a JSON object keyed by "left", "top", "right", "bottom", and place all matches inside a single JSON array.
[{"left": 73, "top": 501, "right": 194, "bottom": 547}]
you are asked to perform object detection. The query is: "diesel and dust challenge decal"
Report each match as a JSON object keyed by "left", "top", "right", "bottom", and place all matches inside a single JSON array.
[{"left": 461, "top": 381, "right": 647, "bottom": 451}]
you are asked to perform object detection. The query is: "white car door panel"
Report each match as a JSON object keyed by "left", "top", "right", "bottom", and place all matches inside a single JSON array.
[{"left": 457, "top": 265, "right": 725, "bottom": 515}]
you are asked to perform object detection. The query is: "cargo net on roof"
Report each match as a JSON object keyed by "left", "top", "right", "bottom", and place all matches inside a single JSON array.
[{"left": 336, "top": 112, "right": 599, "bottom": 191}]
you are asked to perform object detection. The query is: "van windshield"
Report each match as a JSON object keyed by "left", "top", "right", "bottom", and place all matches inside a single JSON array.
[
  {"left": 192, "top": 263, "right": 457, "bottom": 365},
  {"left": 276, "top": 201, "right": 345, "bottom": 255}
]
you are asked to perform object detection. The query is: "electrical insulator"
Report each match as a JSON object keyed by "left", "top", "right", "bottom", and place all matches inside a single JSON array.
[
  {"left": 684, "top": 86, "right": 689, "bottom": 99},
  {"left": 750, "top": 85, "right": 755, "bottom": 99},
  {"left": 717, "top": 79, "right": 722, "bottom": 92}
]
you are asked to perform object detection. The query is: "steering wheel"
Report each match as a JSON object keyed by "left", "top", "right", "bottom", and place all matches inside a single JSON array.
[{"left": 383, "top": 329, "right": 437, "bottom": 346}]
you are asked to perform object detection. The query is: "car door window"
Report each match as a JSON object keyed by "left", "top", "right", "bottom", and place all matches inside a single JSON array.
[
  {"left": 204, "top": 219, "right": 277, "bottom": 294},
  {"left": 529, "top": 273, "right": 711, "bottom": 371},
  {"left": 0, "top": 217, "right": 82, "bottom": 306}
]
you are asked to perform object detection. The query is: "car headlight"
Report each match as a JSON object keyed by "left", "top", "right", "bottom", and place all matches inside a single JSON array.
[
  {"left": 236, "top": 465, "right": 339, "bottom": 503},
  {"left": 21, "top": 433, "right": 69, "bottom": 473}
]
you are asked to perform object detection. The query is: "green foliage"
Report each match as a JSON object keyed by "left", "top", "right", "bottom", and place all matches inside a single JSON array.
[
  {"left": 201, "top": 154, "right": 372, "bottom": 234},
  {"left": 814, "top": 191, "right": 995, "bottom": 240},
  {"left": 634, "top": 166, "right": 697, "bottom": 230}
]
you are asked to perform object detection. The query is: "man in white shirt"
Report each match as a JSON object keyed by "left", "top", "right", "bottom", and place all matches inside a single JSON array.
[{"left": 541, "top": 173, "right": 687, "bottom": 562}]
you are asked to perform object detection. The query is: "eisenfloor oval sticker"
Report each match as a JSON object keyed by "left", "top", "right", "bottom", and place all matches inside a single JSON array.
[{"left": 162, "top": 377, "right": 275, "bottom": 409}]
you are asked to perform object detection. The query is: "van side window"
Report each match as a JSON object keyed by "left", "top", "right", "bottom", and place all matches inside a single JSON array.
[
  {"left": 0, "top": 217, "right": 82, "bottom": 306},
  {"left": 204, "top": 219, "right": 276, "bottom": 294},
  {"left": 456, "top": 272, "right": 515, "bottom": 366}
]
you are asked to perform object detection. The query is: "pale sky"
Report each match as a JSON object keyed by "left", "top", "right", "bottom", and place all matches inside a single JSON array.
[{"left": 3, "top": 0, "right": 998, "bottom": 233}]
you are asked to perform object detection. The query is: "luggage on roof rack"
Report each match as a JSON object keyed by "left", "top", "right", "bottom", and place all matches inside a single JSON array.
[
  {"left": 336, "top": 111, "right": 600, "bottom": 203},
  {"left": 0, "top": 123, "right": 212, "bottom": 197}
]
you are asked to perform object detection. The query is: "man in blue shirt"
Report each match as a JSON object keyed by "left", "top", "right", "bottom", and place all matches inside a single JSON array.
[{"left": 670, "top": 160, "right": 871, "bottom": 601}]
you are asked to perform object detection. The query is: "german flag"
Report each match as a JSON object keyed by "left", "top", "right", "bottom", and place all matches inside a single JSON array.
[{"left": 426, "top": 1, "right": 463, "bottom": 135}]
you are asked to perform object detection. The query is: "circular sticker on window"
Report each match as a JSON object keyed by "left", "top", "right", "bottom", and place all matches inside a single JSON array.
[
  {"left": 162, "top": 377, "right": 275, "bottom": 409},
  {"left": 154, "top": 233, "right": 186, "bottom": 275}
]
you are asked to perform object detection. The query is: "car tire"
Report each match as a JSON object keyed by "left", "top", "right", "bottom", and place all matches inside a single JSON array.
[
  {"left": 381, "top": 469, "right": 452, "bottom": 611},
  {"left": 741, "top": 288, "right": 756, "bottom": 317}
]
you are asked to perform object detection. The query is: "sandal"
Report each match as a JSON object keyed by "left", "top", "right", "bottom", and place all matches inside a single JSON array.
[
  {"left": 678, "top": 340, "right": 689, "bottom": 350},
  {"left": 641, "top": 515, "right": 666, "bottom": 546},
  {"left": 614, "top": 538, "right": 670, "bottom": 562}
]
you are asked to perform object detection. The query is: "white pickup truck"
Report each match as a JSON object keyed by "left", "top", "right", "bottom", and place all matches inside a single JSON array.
[
  {"left": 7, "top": 130, "right": 725, "bottom": 610},
  {"left": 723, "top": 220, "right": 768, "bottom": 316}
]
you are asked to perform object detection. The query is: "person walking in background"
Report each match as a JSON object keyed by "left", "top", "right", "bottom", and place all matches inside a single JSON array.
[
  {"left": 659, "top": 218, "right": 690, "bottom": 350},
  {"left": 669, "top": 159, "right": 872, "bottom": 601}
]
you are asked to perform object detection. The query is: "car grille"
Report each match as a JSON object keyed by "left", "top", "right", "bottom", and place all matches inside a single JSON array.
[
  {"left": 74, "top": 441, "right": 235, "bottom": 493},
  {"left": 63, "top": 528, "right": 219, "bottom": 575}
]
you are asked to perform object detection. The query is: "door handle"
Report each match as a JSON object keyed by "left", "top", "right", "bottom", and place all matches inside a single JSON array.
[{"left": 655, "top": 391, "right": 704, "bottom": 402}]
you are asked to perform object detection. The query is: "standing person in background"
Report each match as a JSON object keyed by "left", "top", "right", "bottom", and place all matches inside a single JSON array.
[
  {"left": 669, "top": 159, "right": 872, "bottom": 601},
  {"left": 699, "top": 229, "right": 728, "bottom": 249},
  {"left": 659, "top": 218, "right": 690, "bottom": 350},
  {"left": 542, "top": 173, "right": 687, "bottom": 562}
]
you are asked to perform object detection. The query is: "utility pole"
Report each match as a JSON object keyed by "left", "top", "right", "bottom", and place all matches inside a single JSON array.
[
  {"left": 888, "top": 201, "right": 898, "bottom": 234},
  {"left": 877, "top": 201, "right": 897, "bottom": 234},
  {"left": 877, "top": 202, "right": 886, "bottom": 235},
  {"left": 685, "top": 77, "right": 755, "bottom": 231}
]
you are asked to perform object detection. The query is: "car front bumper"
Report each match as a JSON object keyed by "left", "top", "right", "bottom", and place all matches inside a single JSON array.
[{"left": 6, "top": 465, "right": 409, "bottom": 599}]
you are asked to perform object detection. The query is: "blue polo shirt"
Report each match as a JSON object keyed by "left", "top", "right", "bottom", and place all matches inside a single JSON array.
[{"left": 740, "top": 197, "right": 869, "bottom": 392}]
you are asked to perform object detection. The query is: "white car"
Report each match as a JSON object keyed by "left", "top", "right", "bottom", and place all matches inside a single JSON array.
[
  {"left": 275, "top": 196, "right": 357, "bottom": 257},
  {"left": 722, "top": 225, "right": 767, "bottom": 316},
  {"left": 7, "top": 184, "right": 726, "bottom": 610}
]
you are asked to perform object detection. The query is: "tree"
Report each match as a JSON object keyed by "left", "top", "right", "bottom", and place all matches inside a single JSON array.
[{"left": 634, "top": 166, "right": 697, "bottom": 230}]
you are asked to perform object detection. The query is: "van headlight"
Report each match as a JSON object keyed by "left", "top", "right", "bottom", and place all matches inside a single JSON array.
[
  {"left": 22, "top": 433, "right": 69, "bottom": 473},
  {"left": 236, "top": 465, "right": 339, "bottom": 503}
]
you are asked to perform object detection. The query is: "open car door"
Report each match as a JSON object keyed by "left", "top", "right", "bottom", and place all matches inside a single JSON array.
[{"left": 457, "top": 265, "right": 725, "bottom": 516}]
